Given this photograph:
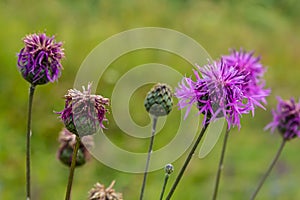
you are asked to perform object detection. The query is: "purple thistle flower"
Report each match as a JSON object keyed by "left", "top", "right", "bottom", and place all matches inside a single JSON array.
[
  {"left": 17, "top": 33, "right": 64, "bottom": 85},
  {"left": 176, "top": 60, "right": 252, "bottom": 129},
  {"left": 265, "top": 97, "right": 300, "bottom": 140},
  {"left": 222, "top": 49, "right": 270, "bottom": 113},
  {"left": 58, "top": 83, "right": 110, "bottom": 136}
]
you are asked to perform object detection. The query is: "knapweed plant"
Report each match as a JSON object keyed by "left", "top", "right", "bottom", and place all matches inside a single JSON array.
[
  {"left": 17, "top": 32, "right": 64, "bottom": 200},
  {"left": 57, "top": 83, "right": 110, "bottom": 200},
  {"left": 16, "top": 31, "right": 300, "bottom": 199},
  {"left": 250, "top": 97, "right": 300, "bottom": 199}
]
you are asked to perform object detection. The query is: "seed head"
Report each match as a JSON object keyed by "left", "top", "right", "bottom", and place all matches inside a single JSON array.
[{"left": 88, "top": 181, "right": 123, "bottom": 200}]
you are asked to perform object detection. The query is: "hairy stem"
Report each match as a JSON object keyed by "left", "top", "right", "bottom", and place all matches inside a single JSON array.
[
  {"left": 250, "top": 138, "right": 286, "bottom": 200},
  {"left": 139, "top": 116, "right": 158, "bottom": 200},
  {"left": 165, "top": 123, "right": 210, "bottom": 200},
  {"left": 65, "top": 136, "right": 81, "bottom": 200},
  {"left": 26, "top": 85, "right": 35, "bottom": 200}
]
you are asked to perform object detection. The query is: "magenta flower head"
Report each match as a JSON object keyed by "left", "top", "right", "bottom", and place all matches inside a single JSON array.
[
  {"left": 222, "top": 49, "right": 270, "bottom": 113},
  {"left": 265, "top": 97, "right": 300, "bottom": 140},
  {"left": 17, "top": 33, "right": 64, "bottom": 85},
  {"left": 58, "top": 83, "right": 110, "bottom": 137},
  {"left": 176, "top": 60, "right": 252, "bottom": 129}
]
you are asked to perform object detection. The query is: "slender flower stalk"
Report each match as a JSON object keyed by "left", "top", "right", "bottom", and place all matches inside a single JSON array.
[
  {"left": 174, "top": 49, "right": 269, "bottom": 199},
  {"left": 140, "top": 83, "right": 173, "bottom": 200},
  {"left": 165, "top": 122, "right": 209, "bottom": 200},
  {"left": 159, "top": 164, "right": 174, "bottom": 200},
  {"left": 250, "top": 139, "right": 286, "bottom": 200},
  {"left": 139, "top": 116, "right": 158, "bottom": 200},
  {"left": 25, "top": 85, "right": 35, "bottom": 199},
  {"left": 17, "top": 33, "right": 64, "bottom": 199},
  {"left": 65, "top": 136, "right": 80, "bottom": 200},
  {"left": 159, "top": 174, "right": 169, "bottom": 200},
  {"left": 212, "top": 125, "right": 231, "bottom": 200},
  {"left": 251, "top": 97, "right": 300, "bottom": 199}
]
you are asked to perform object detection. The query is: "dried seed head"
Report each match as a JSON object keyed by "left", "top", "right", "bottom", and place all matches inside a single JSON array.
[{"left": 88, "top": 181, "right": 123, "bottom": 200}]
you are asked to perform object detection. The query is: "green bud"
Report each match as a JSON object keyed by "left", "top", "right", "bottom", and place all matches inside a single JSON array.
[{"left": 144, "top": 83, "right": 173, "bottom": 117}]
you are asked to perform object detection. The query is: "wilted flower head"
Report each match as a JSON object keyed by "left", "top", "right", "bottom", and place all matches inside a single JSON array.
[
  {"left": 57, "top": 128, "right": 94, "bottom": 167},
  {"left": 58, "top": 83, "right": 110, "bottom": 136},
  {"left": 222, "top": 48, "right": 270, "bottom": 113},
  {"left": 265, "top": 97, "right": 300, "bottom": 140},
  {"left": 176, "top": 60, "right": 251, "bottom": 129},
  {"left": 88, "top": 181, "right": 123, "bottom": 200},
  {"left": 144, "top": 83, "right": 173, "bottom": 117},
  {"left": 17, "top": 33, "right": 64, "bottom": 85}
]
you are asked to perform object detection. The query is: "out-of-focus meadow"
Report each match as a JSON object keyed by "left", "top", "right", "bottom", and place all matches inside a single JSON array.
[{"left": 1, "top": 0, "right": 300, "bottom": 199}]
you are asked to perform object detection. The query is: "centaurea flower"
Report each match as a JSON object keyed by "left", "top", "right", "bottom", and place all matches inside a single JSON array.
[
  {"left": 58, "top": 83, "right": 110, "bottom": 136},
  {"left": 251, "top": 97, "right": 300, "bottom": 199},
  {"left": 176, "top": 60, "right": 251, "bottom": 129},
  {"left": 222, "top": 49, "right": 270, "bottom": 113},
  {"left": 265, "top": 97, "right": 300, "bottom": 140},
  {"left": 17, "top": 33, "right": 64, "bottom": 85}
]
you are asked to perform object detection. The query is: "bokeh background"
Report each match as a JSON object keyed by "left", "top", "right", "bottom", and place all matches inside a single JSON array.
[{"left": 1, "top": 0, "right": 300, "bottom": 199}]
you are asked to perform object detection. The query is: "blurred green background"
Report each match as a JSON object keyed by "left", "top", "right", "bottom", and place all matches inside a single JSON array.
[{"left": 1, "top": 0, "right": 300, "bottom": 199}]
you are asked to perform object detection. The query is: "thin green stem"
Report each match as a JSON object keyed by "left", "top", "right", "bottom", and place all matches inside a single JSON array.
[
  {"left": 65, "top": 136, "right": 81, "bottom": 200},
  {"left": 165, "top": 123, "right": 210, "bottom": 200},
  {"left": 212, "top": 127, "right": 231, "bottom": 200},
  {"left": 139, "top": 116, "right": 158, "bottom": 200},
  {"left": 250, "top": 138, "right": 287, "bottom": 200},
  {"left": 159, "top": 174, "right": 170, "bottom": 200},
  {"left": 26, "top": 85, "right": 35, "bottom": 200}
]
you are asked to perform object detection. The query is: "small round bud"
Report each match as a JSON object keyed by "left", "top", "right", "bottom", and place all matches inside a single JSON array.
[
  {"left": 144, "top": 83, "right": 173, "bottom": 117},
  {"left": 164, "top": 164, "right": 174, "bottom": 175}
]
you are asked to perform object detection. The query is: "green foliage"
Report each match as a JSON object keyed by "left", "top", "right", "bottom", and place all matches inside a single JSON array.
[{"left": 1, "top": 0, "right": 300, "bottom": 199}]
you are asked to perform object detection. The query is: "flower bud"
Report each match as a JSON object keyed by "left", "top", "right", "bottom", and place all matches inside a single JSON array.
[
  {"left": 164, "top": 164, "right": 174, "bottom": 175},
  {"left": 144, "top": 83, "right": 173, "bottom": 117}
]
